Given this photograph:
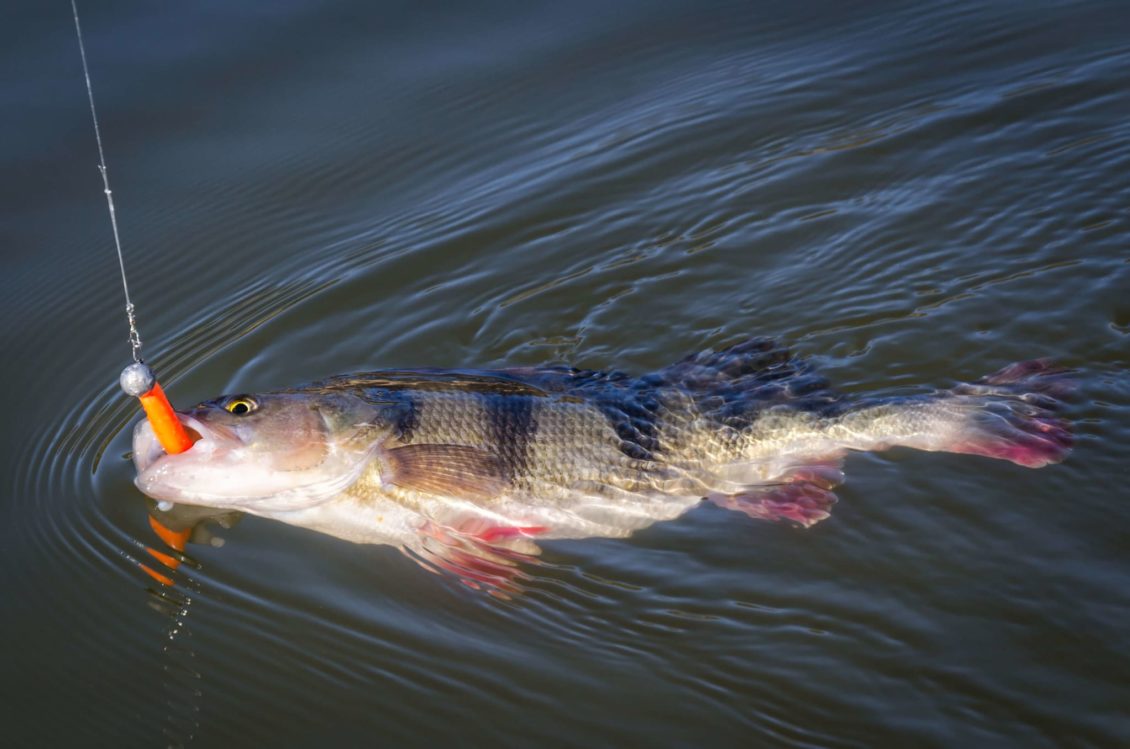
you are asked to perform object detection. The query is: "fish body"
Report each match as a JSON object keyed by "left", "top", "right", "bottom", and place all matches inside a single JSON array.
[{"left": 133, "top": 339, "right": 1071, "bottom": 582}]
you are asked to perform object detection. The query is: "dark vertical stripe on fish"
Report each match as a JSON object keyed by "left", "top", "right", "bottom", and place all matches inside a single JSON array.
[
  {"left": 483, "top": 393, "right": 537, "bottom": 482},
  {"left": 394, "top": 394, "right": 419, "bottom": 442}
]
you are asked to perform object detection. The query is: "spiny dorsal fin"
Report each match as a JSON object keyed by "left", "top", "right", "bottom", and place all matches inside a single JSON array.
[
  {"left": 662, "top": 337, "right": 797, "bottom": 384},
  {"left": 384, "top": 444, "right": 507, "bottom": 501}
]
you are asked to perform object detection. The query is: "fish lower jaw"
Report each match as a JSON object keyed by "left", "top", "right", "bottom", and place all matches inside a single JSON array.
[{"left": 131, "top": 414, "right": 227, "bottom": 473}]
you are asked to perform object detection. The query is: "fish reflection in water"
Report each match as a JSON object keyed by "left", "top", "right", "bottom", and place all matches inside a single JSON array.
[
  {"left": 132, "top": 339, "right": 1072, "bottom": 593},
  {"left": 138, "top": 499, "right": 242, "bottom": 588}
]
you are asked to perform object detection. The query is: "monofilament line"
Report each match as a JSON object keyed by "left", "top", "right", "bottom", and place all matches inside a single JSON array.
[{"left": 72, "top": 0, "right": 144, "bottom": 363}]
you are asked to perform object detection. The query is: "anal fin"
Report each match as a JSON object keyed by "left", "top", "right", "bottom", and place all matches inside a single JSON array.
[{"left": 708, "top": 460, "right": 842, "bottom": 528}]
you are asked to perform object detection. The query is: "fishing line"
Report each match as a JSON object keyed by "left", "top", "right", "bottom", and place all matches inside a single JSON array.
[
  {"left": 72, "top": 12, "right": 203, "bottom": 735},
  {"left": 71, "top": 0, "right": 143, "bottom": 364},
  {"left": 71, "top": 1, "right": 194, "bottom": 457},
  {"left": 72, "top": 0, "right": 197, "bottom": 602}
]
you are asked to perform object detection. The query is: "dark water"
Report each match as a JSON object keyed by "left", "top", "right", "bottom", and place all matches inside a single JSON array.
[{"left": 4, "top": 1, "right": 1129, "bottom": 745}]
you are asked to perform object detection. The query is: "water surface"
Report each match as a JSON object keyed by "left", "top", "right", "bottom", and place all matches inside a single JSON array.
[{"left": 3, "top": 1, "right": 1129, "bottom": 746}]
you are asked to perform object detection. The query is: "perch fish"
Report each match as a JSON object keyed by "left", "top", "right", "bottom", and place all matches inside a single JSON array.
[{"left": 133, "top": 339, "right": 1072, "bottom": 587}]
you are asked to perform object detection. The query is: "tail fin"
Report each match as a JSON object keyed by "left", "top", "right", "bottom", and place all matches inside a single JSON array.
[
  {"left": 840, "top": 359, "right": 1074, "bottom": 468},
  {"left": 941, "top": 359, "right": 1073, "bottom": 468}
]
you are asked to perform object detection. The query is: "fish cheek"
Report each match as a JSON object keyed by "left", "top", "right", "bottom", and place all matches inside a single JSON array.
[
  {"left": 280, "top": 441, "right": 329, "bottom": 471},
  {"left": 261, "top": 423, "right": 330, "bottom": 472}
]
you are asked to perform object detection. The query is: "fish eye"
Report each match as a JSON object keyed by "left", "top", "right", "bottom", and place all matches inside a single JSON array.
[{"left": 224, "top": 397, "right": 258, "bottom": 416}]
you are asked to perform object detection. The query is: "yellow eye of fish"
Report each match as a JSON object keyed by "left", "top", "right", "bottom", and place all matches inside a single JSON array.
[{"left": 225, "top": 397, "right": 257, "bottom": 416}]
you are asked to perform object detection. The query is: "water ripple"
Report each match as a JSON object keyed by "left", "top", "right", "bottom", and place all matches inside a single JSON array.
[{"left": 6, "top": 0, "right": 1130, "bottom": 745}]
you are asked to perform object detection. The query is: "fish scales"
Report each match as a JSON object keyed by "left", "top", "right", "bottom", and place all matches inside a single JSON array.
[{"left": 392, "top": 388, "right": 665, "bottom": 496}]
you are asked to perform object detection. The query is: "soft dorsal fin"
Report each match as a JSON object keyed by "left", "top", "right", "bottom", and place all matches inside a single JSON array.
[
  {"left": 384, "top": 444, "right": 507, "bottom": 501},
  {"left": 660, "top": 337, "right": 845, "bottom": 422}
]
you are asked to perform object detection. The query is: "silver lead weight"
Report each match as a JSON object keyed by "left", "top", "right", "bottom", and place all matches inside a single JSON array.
[{"left": 119, "top": 362, "right": 155, "bottom": 397}]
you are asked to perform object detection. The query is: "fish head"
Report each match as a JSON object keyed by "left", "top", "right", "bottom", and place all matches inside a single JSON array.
[{"left": 132, "top": 391, "right": 387, "bottom": 513}]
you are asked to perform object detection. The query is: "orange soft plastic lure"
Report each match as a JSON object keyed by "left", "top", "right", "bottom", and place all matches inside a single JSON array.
[
  {"left": 138, "top": 382, "right": 194, "bottom": 454},
  {"left": 121, "top": 363, "right": 196, "bottom": 585},
  {"left": 120, "top": 363, "right": 195, "bottom": 455}
]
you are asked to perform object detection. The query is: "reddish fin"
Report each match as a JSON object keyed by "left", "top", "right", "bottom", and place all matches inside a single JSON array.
[
  {"left": 709, "top": 460, "right": 842, "bottom": 528},
  {"left": 709, "top": 482, "right": 837, "bottom": 528},
  {"left": 946, "top": 415, "right": 1073, "bottom": 468},
  {"left": 456, "top": 520, "right": 548, "bottom": 544},
  {"left": 385, "top": 444, "right": 507, "bottom": 501},
  {"left": 948, "top": 359, "right": 1074, "bottom": 468},
  {"left": 402, "top": 521, "right": 543, "bottom": 598}
]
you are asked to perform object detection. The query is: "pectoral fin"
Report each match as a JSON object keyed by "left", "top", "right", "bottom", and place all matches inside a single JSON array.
[{"left": 384, "top": 444, "right": 508, "bottom": 501}]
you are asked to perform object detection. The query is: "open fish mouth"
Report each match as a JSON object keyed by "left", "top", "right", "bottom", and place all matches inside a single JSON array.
[
  {"left": 131, "top": 413, "right": 224, "bottom": 473},
  {"left": 130, "top": 404, "right": 365, "bottom": 511}
]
